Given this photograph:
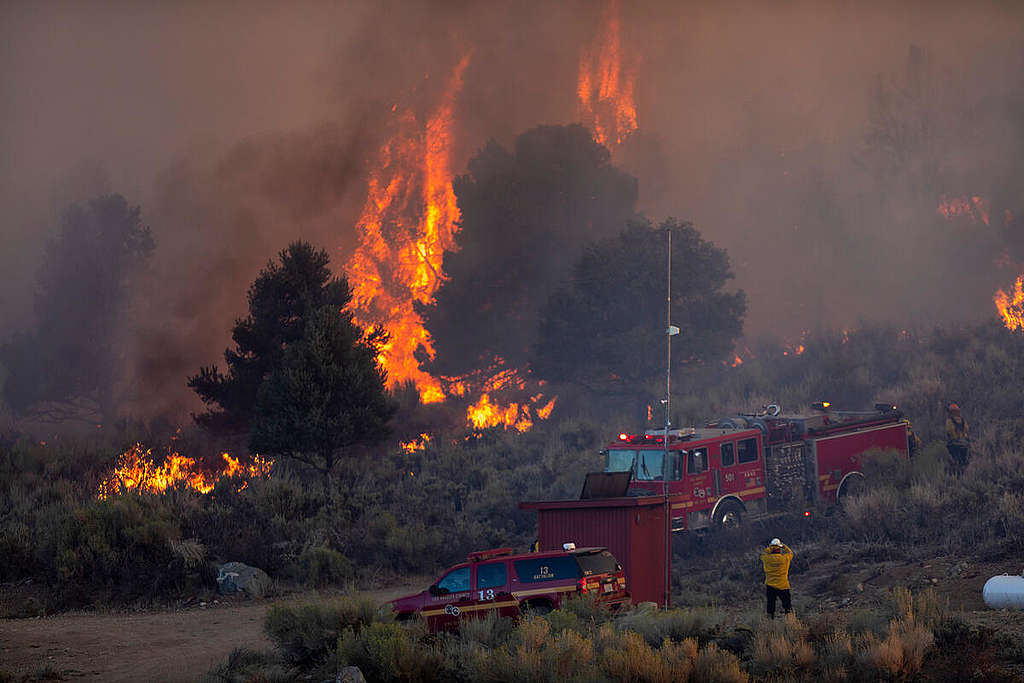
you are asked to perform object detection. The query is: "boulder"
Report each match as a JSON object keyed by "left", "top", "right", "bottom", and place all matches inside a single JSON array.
[
  {"left": 337, "top": 666, "right": 367, "bottom": 683},
  {"left": 216, "top": 561, "right": 272, "bottom": 597}
]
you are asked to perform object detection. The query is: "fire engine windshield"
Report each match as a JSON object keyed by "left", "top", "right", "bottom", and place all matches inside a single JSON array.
[
  {"left": 635, "top": 450, "right": 665, "bottom": 481},
  {"left": 605, "top": 449, "right": 636, "bottom": 473},
  {"left": 606, "top": 448, "right": 669, "bottom": 480}
]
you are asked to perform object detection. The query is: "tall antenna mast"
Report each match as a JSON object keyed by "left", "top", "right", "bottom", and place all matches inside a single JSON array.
[
  {"left": 663, "top": 224, "right": 678, "bottom": 608},
  {"left": 666, "top": 228, "right": 675, "bottom": 438},
  {"left": 664, "top": 225, "right": 679, "bottom": 443}
]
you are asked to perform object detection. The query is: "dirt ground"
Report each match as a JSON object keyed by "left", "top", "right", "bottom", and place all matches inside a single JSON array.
[
  {"left": 1, "top": 599, "right": 272, "bottom": 682},
  {"left": 0, "top": 582, "right": 424, "bottom": 682},
  {"left": 2, "top": 564, "right": 1023, "bottom": 681}
]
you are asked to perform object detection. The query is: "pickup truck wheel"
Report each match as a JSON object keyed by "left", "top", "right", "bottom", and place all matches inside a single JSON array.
[{"left": 713, "top": 500, "right": 743, "bottom": 529}]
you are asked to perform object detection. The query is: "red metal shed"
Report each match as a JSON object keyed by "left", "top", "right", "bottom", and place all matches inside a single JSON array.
[{"left": 519, "top": 495, "right": 680, "bottom": 607}]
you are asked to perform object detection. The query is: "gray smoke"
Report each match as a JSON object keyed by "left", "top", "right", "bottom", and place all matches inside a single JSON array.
[{"left": 2, "top": 0, "right": 1022, "bottom": 420}]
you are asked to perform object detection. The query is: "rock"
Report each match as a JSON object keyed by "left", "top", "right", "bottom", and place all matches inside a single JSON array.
[
  {"left": 337, "top": 666, "right": 367, "bottom": 683},
  {"left": 216, "top": 562, "right": 273, "bottom": 597}
]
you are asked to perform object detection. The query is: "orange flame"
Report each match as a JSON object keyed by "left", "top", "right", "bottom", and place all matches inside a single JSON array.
[
  {"left": 462, "top": 364, "right": 557, "bottom": 431},
  {"left": 400, "top": 433, "right": 431, "bottom": 453},
  {"left": 995, "top": 276, "right": 1024, "bottom": 331},
  {"left": 577, "top": 0, "right": 638, "bottom": 147},
  {"left": 345, "top": 55, "right": 471, "bottom": 404},
  {"left": 98, "top": 444, "right": 273, "bottom": 498},
  {"left": 467, "top": 393, "right": 557, "bottom": 432},
  {"left": 731, "top": 355, "right": 744, "bottom": 367}
]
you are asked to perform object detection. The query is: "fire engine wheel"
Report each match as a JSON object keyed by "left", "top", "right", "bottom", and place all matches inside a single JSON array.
[
  {"left": 520, "top": 601, "right": 553, "bottom": 617},
  {"left": 713, "top": 500, "right": 743, "bottom": 529},
  {"left": 838, "top": 474, "right": 866, "bottom": 506}
]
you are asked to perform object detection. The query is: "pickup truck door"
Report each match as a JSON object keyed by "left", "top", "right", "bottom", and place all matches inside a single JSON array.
[{"left": 424, "top": 565, "right": 474, "bottom": 631}]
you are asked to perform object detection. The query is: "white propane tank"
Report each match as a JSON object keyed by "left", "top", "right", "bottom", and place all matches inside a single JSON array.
[{"left": 982, "top": 574, "right": 1024, "bottom": 609}]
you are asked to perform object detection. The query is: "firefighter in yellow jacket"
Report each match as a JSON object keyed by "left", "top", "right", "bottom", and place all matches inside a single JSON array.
[{"left": 761, "top": 538, "right": 794, "bottom": 618}]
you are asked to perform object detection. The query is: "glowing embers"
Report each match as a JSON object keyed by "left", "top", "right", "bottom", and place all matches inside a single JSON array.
[
  {"left": 577, "top": 0, "right": 638, "bottom": 147},
  {"left": 995, "top": 276, "right": 1024, "bottom": 331},
  {"left": 783, "top": 330, "right": 808, "bottom": 357},
  {"left": 98, "top": 443, "right": 273, "bottom": 498},
  {"left": 937, "top": 195, "right": 989, "bottom": 226},
  {"left": 344, "top": 55, "right": 471, "bottom": 405}
]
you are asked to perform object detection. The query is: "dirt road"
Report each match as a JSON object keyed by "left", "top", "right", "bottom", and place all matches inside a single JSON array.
[{"left": 1, "top": 601, "right": 272, "bottom": 682}]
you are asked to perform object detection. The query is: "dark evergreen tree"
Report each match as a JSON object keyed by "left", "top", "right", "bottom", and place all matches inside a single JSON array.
[
  {"left": 533, "top": 219, "right": 746, "bottom": 398},
  {"left": 1, "top": 194, "right": 154, "bottom": 424},
  {"left": 188, "top": 241, "right": 353, "bottom": 435},
  {"left": 249, "top": 305, "right": 395, "bottom": 488}
]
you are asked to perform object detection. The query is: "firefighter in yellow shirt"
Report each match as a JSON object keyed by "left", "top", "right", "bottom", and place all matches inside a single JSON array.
[{"left": 761, "top": 538, "right": 794, "bottom": 618}]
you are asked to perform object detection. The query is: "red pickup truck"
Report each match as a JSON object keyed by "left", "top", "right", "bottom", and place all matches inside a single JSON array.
[{"left": 387, "top": 545, "right": 629, "bottom": 631}]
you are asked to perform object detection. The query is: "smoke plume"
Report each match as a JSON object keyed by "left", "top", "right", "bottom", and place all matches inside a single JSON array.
[{"left": 2, "top": 0, "right": 1023, "bottom": 420}]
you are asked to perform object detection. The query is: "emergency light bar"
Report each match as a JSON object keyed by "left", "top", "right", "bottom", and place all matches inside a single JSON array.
[
  {"left": 468, "top": 548, "right": 514, "bottom": 562},
  {"left": 643, "top": 427, "right": 696, "bottom": 438}
]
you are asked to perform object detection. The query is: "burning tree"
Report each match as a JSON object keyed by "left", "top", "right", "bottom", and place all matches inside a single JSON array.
[
  {"left": 533, "top": 219, "right": 745, "bottom": 406},
  {"left": 1, "top": 194, "right": 154, "bottom": 425},
  {"left": 420, "top": 124, "right": 640, "bottom": 387},
  {"left": 344, "top": 55, "right": 469, "bottom": 405},
  {"left": 577, "top": 0, "right": 638, "bottom": 148}
]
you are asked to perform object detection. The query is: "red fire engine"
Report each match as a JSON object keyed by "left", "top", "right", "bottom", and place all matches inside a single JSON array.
[{"left": 602, "top": 402, "right": 911, "bottom": 532}]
